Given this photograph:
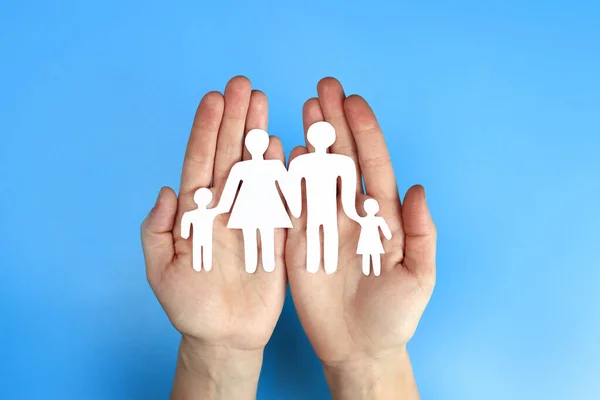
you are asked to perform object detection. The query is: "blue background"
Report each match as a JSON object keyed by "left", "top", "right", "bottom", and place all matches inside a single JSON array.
[{"left": 1, "top": 0, "right": 599, "bottom": 399}]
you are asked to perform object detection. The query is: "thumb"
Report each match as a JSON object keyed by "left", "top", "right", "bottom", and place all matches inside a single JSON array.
[
  {"left": 141, "top": 186, "right": 178, "bottom": 282},
  {"left": 402, "top": 185, "right": 437, "bottom": 284}
]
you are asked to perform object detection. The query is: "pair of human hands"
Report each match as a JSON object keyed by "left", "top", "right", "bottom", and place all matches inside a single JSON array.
[{"left": 140, "top": 76, "right": 436, "bottom": 399}]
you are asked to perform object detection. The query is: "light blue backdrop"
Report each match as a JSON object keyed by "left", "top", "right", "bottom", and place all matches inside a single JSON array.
[{"left": 1, "top": 1, "right": 599, "bottom": 399}]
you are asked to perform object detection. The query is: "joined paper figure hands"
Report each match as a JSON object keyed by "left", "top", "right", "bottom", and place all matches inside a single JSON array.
[{"left": 181, "top": 121, "right": 391, "bottom": 276}]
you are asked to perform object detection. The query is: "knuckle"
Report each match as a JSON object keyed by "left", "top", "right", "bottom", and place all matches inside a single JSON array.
[
  {"left": 354, "top": 124, "right": 380, "bottom": 138},
  {"left": 185, "top": 152, "right": 213, "bottom": 168},
  {"left": 361, "top": 155, "right": 391, "bottom": 170}
]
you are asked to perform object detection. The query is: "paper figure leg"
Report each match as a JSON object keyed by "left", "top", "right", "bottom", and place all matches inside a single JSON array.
[
  {"left": 203, "top": 243, "right": 212, "bottom": 272},
  {"left": 259, "top": 228, "right": 275, "bottom": 272},
  {"left": 372, "top": 254, "right": 381, "bottom": 276},
  {"left": 192, "top": 241, "right": 202, "bottom": 272},
  {"left": 243, "top": 228, "right": 258, "bottom": 273},
  {"left": 306, "top": 223, "right": 321, "bottom": 274},
  {"left": 362, "top": 254, "right": 370, "bottom": 276},
  {"left": 323, "top": 223, "right": 339, "bottom": 275}
]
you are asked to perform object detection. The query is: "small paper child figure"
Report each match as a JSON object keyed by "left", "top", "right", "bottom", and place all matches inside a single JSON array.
[
  {"left": 356, "top": 198, "right": 392, "bottom": 276},
  {"left": 181, "top": 188, "right": 219, "bottom": 272}
]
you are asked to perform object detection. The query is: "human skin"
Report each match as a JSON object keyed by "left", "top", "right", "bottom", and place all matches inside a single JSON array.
[
  {"left": 141, "top": 76, "right": 286, "bottom": 400},
  {"left": 285, "top": 78, "right": 436, "bottom": 400},
  {"left": 140, "top": 76, "right": 436, "bottom": 399}
]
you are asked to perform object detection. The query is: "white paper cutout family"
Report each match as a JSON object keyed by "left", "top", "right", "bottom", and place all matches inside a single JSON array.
[{"left": 181, "top": 121, "right": 392, "bottom": 277}]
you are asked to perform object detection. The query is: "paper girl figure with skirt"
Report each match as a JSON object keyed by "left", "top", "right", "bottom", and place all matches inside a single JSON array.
[
  {"left": 356, "top": 198, "right": 392, "bottom": 276},
  {"left": 216, "top": 128, "right": 292, "bottom": 273}
]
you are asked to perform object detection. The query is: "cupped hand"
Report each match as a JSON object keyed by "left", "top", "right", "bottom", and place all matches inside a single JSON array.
[
  {"left": 140, "top": 76, "right": 286, "bottom": 356},
  {"left": 285, "top": 78, "right": 437, "bottom": 374}
]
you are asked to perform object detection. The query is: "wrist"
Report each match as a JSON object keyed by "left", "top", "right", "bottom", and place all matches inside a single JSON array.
[
  {"left": 322, "top": 347, "right": 420, "bottom": 400},
  {"left": 171, "top": 335, "right": 264, "bottom": 400}
]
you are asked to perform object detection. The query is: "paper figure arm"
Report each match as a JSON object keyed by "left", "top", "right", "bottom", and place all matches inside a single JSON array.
[
  {"left": 286, "top": 159, "right": 303, "bottom": 218},
  {"left": 181, "top": 211, "right": 192, "bottom": 239},
  {"left": 379, "top": 217, "right": 393, "bottom": 240},
  {"left": 340, "top": 157, "right": 360, "bottom": 222},
  {"left": 214, "top": 164, "right": 242, "bottom": 214},
  {"left": 274, "top": 161, "right": 292, "bottom": 210}
]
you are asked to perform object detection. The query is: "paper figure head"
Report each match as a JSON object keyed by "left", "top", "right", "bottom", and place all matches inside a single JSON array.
[
  {"left": 306, "top": 121, "right": 336, "bottom": 151},
  {"left": 245, "top": 129, "right": 270, "bottom": 159},
  {"left": 193, "top": 187, "right": 213, "bottom": 207},
  {"left": 364, "top": 198, "right": 380, "bottom": 215}
]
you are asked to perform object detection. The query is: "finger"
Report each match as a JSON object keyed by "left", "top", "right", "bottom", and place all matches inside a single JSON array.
[
  {"left": 141, "top": 187, "right": 178, "bottom": 284},
  {"left": 264, "top": 135, "right": 285, "bottom": 163},
  {"left": 302, "top": 97, "right": 324, "bottom": 153},
  {"left": 261, "top": 136, "right": 288, "bottom": 281},
  {"left": 266, "top": 136, "right": 286, "bottom": 213},
  {"left": 243, "top": 90, "right": 269, "bottom": 161},
  {"left": 402, "top": 185, "right": 436, "bottom": 283},
  {"left": 288, "top": 145, "right": 307, "bottom": 164},
  {"left": 180, "top": 91, "right": 224, "bottom": 196},
  {"left": 317, "top": 77, "right": 361, "bottom": 191},
  {"left": 287, "top": 145, "right": 308, "bottom": 232},
  {"left": 213, "top": 76, "right": 252, "bottom": 189},
  {"left": 344, "top": 95, "right": 398, "bottom": 201}
]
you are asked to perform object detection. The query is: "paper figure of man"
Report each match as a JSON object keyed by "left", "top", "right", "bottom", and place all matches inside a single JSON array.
[{"left": 287, "top": 121, "right": 360, "bottom": 274}]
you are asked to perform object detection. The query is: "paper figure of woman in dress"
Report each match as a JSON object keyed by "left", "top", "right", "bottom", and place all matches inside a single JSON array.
[
  {"left": 181, "top": 188, "right": 220, "bottom": 272},
  {"left": 216, "top": 128, "right": 292, "bottom": 273},
  {"left": 356, "top": 198, "right": 392, "bottom": 276}
]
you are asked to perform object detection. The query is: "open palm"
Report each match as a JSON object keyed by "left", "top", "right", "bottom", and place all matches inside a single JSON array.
[
  {"left": 141, "top": 76, "right": 286, "bottom": 351},
  {"left": 286, "top": 78, "right": 437, "bottom": 366}
]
